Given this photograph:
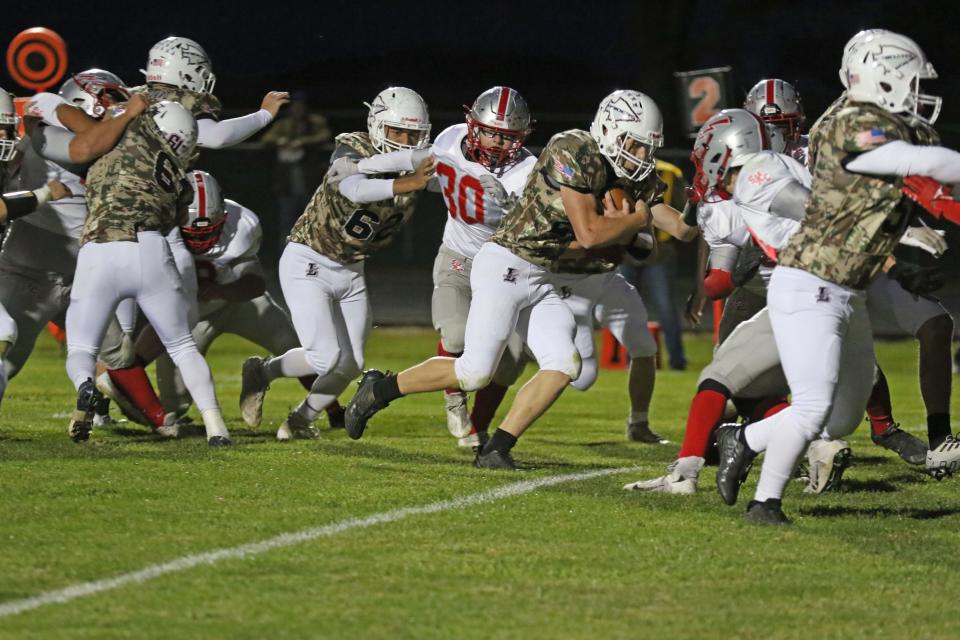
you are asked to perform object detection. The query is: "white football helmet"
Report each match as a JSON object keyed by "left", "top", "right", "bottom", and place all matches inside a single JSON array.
[
  {"left": 844, "top": 31, "right": 940, "bottom": 124},
  {"left": 364, "top": 87, "right": 431, "bottom": 153},
  {"left": 0, "top": 89, "right": 19, "bottom": 162},
  {"left": 464, "top": 86, "right": 533, "bottom": 172},
  {"left": 839, "top": 28, "right": 891, "bottom": 89},
  {"left": 59, "top": 69, "right": 130, "bottom": 119},
  {"left": 743, "top": 79, "right": 805, "bottom": 142},
  {"left": 182, "top": 170, "right": 226, "bottom": 254},
  {"left": 149, "top": 100, "right": 198, "bottom": 160},
  {"left": 142, "top": 37, "right": 216, "bottom": 94},
  {"left": 589, "top": 90, "right": 663, "bottom": 182},
  {"left": 690, "top": 109, "right": 771, "bottom": 202}
]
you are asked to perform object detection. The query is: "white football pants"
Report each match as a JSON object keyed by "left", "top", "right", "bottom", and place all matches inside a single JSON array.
[
  {"left": 64, "top": 232, "right": 219, "bottom": 411},
  {"left": 744, "top": 266, "right": 875, "bottom": 502}
]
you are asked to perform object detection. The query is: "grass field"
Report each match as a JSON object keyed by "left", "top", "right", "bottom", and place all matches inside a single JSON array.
[{"left": 1, "top": 328, "right": 958, "bottom": 639}]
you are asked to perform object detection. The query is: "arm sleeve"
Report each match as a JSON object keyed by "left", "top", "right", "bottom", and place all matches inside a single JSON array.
[
  {"left": 356, "top": 149, "right": 416, "bottom": 174},
  {"left": 845, "top": 141, "right": 960, "bottom": 184},
  {"left": 30, "top": 125, "right": 90, "bottom": 174},
  {"left": 196, "top": 109, "right": 274, "bottom": 149},
  {"left": 338, "top": 174, "right": 395, "bottom": 203},
  {"left": 24, "top": 93, "right": 68, "bottom": 128}
]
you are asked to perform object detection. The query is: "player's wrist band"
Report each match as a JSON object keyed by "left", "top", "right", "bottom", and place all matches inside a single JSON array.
[{"left": 1, "top": 189, "right": 44, "bottom": 220}]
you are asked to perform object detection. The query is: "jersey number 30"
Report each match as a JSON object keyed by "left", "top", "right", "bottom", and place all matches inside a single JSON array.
[{"left": 436, "top": 162, "right": 485, "bottom": 225}]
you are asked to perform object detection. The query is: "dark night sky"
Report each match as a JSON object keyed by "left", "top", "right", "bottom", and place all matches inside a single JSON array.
[{"left": 4, "top": 0, "right": 959, "bottom": 146}]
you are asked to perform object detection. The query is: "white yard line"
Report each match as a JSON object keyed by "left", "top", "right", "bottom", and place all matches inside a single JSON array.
[{"left": 0, "top": 466, "right": 631, "bottom": 619}]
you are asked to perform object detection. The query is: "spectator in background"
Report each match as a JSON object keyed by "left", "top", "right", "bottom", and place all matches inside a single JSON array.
[
  {"left": 261, "top": 92, "right": 331, "bottom": 250},
  {"left": 619, "top": 159, "right": 688, "bottom": 370}
]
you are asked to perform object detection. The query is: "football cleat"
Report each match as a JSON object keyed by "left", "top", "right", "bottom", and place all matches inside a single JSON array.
[
  {"left": 744, "top": 499, "right": 791, "bottom": 525},
  {"left": 344, "top": 369, "right": 389, "bottom": 440},
  {"left": 458, "top": 427, "right": 490, "bottom": 454},
  {"left": 715, "top": 423, "right": 757, "bottom": 506},
  {"left": 239, "top": 357, "right": 270, "bottom": 427},
  {"left": 926, "top": 435, "right": 960, "bottom": 478},
  {"left": 870, "top": 423, "right": 927, "bottom": 465},
  {"left": 804, "top": 439, "right": 852, "bottom": 494},
  {"left": 155, "top": 412, "right": 180, "bottom": 438},
  {"left": 277, "top": 411, "right": 319, "bottom": 441},
  {"left": 474, "top": 448, "right": 516, "bottom": 470},
  {"left": 200, "top": 408, "right": 232, "bottom": 447},
  {"left": 444, "top": 391, "right": 473, "bottom": 438},
  {"left": 622, "top": 457, "right": 704, "bottom": 495},
  {"left": 68, "top": 378, "right": 104, "bottom": 443},
  {"left": 626, "top": 419, "right": 670, "bottom": 444}
]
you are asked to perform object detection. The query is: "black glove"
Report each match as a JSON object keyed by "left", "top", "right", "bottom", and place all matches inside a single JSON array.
[
  {"left": 731, "top": 253, "right": 762, "bottom": 287},
  {"left": 887, "top": 261, "right": 944, "bottom": 296}
]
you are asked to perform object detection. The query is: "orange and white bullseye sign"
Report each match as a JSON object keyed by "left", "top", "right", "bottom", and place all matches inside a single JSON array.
[
  {"left": 6, "top": 27, "right": 68, "bottom": 92},
  {"left": 674, "top": 66, "right": 733, "bottom": 138}
]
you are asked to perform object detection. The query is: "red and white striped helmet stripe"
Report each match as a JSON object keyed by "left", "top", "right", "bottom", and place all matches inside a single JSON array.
[
  {"left": 495, "top": 86, "right": 511, "bottom": 120},
  {"left": 194, "top": 171, "right": 207, "bottom": 219}
]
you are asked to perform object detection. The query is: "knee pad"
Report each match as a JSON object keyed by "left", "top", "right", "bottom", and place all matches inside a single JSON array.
[
  {"left": 304, "top": 347, "right": 341, "bottom": 378},
  {"left": 570, "top": 356, "right": 597, "bottom": 391},
  {"left": 455, "top": 358, "right": 493, "bottom": 393},
  {"left": 439, "top": 328, "right": 465, "bottom": 355}
]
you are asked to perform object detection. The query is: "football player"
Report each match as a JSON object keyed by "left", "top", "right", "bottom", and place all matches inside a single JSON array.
[
  {"left": 62, "top": 97, "right": 232, "bottom": 446},
  {"left": 239, "top": 87, "right": 433, "bottom": 439},
  {"left": 743, "top": 79, "right": 807, "bottom": 164},
  {"left": 715, "top": 32, "right": 960, "bottom": 524},
  {"left": 342, "top": 89, "right": 671, "bottom": 469}
]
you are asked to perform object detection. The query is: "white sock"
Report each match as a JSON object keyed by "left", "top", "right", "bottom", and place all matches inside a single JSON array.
[
  {"left": 265, "top": 348, "right": 315, "bottom": 380},
  {"left": 744, "top": 408, "right": 790, "bottom": 453},
  {"left": 200, "top": 408, "right": 230, "bottom": 440},
  {"left": 754, "top": 422, "right": 809, "bottom": 502}
]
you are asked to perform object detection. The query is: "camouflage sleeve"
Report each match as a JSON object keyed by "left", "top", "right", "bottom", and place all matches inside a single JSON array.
[
  {"left": 541, "top": 133, "right": 606, "bottom": 194},
  {"left": 837, "top": 108, "right": 907, "bottom": 155},
  {"left": 330, "top": 143, "right": 364, "bottom": 163}
]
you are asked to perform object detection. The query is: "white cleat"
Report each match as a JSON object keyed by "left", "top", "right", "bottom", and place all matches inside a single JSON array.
[
  {"left": 277, "top": 411, "right": 319, "bottom": 441},
  {"left": 239, "top": 357, "right": 269, "bottom": 428},
  {"left": 201, "top": 408, "right": 232, "bottom": 447},
  {"left": 155, "top": 412, "right": 180, "bottom": 438},
  {"left": 622, "top": 456, "right": 704, "bottom": 495},
  {"left": 444, "top": 391, "right": 472, "bottom": 438},
  {"left": 926, "top": 436, "right": 960, "bottom": 478},
  {"left": 804, "top": 438, "right": 852, "bottom": 494}
]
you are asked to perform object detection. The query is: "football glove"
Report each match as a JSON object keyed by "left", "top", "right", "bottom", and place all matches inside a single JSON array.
[{"left": 902, "top": 176, "right": 960, "bottom": 225}]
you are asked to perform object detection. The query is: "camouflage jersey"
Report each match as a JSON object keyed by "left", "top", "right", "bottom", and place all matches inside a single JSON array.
[
  {"left": 81, "top": 114, "right": 191, "bottom": 245},
  {"left": 129, "top": 84, "right": 221, "bottom": 121},
  {"left": 286, "top": 132, "right": 418, "bottom": 264},
  {"left": 493, "top": 129, "right": 649, "bottom": 272},
  {"left": 778, "top": 102, "right": 940, "bottom": 289}
]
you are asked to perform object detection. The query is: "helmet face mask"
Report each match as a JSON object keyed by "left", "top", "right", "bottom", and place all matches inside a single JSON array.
[
  {"left": 143, "top": 37, "right": 216, "bottom": 94},
  {"left": 60, "top": 69, "right": 130, "bottom": 119},
  {"left": 690, "top": 109, "right": 770, "bottom": 203},
  {"left": 590, "top": 90, "right": 663, "bottom": 182},
  {"left": 364, "top": 87, "right": 431, "bottom": 153},
  {"left": 0, "top": 91, "right": 20, "bottom": 162},
  {"left": 845, "top": 31, "right": 941, "bottom": 124},
  {"left": 464, "top": 86, "right": 532, "bottom": 174},
  {"left": 182, "top": 170, "right": 226, "bottom": 254}
]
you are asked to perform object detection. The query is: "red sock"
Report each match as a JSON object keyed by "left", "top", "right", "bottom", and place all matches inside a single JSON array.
[
  {"left": 298, "top": 375, "right": 317, "bottom": 391},
  {"left": 108, "top": 365, "right": 166, "bottom": 427},
  {"left": 866, "top": 369, "right": 895, "bottom": 436},
  {"left": 470, "top": 382, "right": 509, "bottom": 434},
  {"left": 437, "top": 339, "right": 462, "bottom": 396},
  {"left": 678, "top": 390, "right": 729, "bottom": 458},
  {"left": 749, "top": 396, "right": 790, "bottom": 422}
]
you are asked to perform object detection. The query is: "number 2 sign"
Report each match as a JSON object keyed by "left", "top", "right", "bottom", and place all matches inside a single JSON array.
[{"left": 674, "top": 66, "right": 734, "bottom": 138}]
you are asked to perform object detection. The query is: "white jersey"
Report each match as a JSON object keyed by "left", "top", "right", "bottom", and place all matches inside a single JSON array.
[
  {"left": 733, "top": 151, "right": 810, "bottom": 259},
  {"left": 697, "top": 194, "right": 775, "bottom": 283},
  {"left": 432, "top": 124, "right": 537, "bottom": 258},
  {"left": 197, "top": 199, "right": 262, "bottom": 284}
]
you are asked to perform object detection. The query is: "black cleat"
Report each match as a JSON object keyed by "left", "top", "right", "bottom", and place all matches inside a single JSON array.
[
  {"left": 745, "top": 499, "right": 791, "bottom": 526},
  {"left": 326, "top": 403, "right": 345, "bottom": 430},
  {"left": 626, "top": 420, "right": 669, "bottom": 444},
  {"left": 472, "top": 430, "right": 491, "bottom": 456},
  {"left": 344, "top": 370, "right": 389, "bottom": 440},
  {"left": 474, "top": 448, "right": 516, "bottom": 470},
  {"left": 715, "top": 423, "right": 757, "bottom": 506},
  {"left": 207, "top": 436, "right": 233, "bottom": 447},
  {"left": 68, "top": 378, "right": 104, "bottom": 443},
  {"left": 871, "top": 423, "right": 927, "bottom": 466}
]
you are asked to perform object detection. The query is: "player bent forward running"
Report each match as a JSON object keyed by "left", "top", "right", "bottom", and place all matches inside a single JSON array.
[
  {"left": 239, "top": 87, "right": 433, "bottom": 439},
  {"left": 62, "top": 97, "right": 231, "bottom": 446},
  {"left": 344, "top": 90, "right": 668, "bottom": 469}
]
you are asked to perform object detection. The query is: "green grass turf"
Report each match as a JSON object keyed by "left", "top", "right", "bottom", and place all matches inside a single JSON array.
[{"left": 0, "top": 328, "right": 957, "bottom": 639}]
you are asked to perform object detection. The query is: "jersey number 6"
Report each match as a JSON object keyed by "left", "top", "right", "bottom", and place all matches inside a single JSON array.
[{"left": 436, "top": 161, "right": 485, "bottom": 225}]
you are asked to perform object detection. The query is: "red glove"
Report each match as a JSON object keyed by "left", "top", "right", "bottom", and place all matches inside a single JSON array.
[
  {"left": 703, "top": 268, "right": 734, "bottom": 300},
  {"left": 902, "top": 176, "right": 960, "bottom": 225}
]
